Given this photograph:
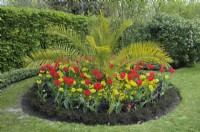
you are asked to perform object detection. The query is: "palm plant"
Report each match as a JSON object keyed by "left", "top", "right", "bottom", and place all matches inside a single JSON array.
[{"left": 24, "top": 10, "right": 173, "bottom": 76}]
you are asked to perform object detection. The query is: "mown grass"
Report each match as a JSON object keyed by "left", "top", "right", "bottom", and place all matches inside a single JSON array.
[{"left": 0, "top": 64, "right": 200, "bottom": 132}]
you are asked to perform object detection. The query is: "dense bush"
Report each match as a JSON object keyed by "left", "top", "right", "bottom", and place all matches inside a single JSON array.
[
  {"left": 0, "top": 68, "right": 39, "bottom": 89},
  {"left": 145, "top": 14, "right": 200, "bottom": 68},
  {"left": 0, "top": 7, "right": 89, "bottom": 72}
]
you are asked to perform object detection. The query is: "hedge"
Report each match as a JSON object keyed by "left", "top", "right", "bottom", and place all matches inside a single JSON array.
[
  {"left": 0, "top": 7, "right": 89, "bottom": 72},
  {"left": 0, "top": 68, "right": 39, "bottom": 89},
  {"left": 145, "top": 14, "right": 200, "bottom": 68}
]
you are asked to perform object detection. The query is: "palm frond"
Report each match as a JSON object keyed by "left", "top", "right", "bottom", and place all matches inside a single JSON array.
[
  {"left": 114, "top": 42, "right": 173, "bottom": 68},
  {"left": 110, "top": 19, "right": 133, "bottom": 51},
  {"left": 45, "top": 25, "right": 88, "bottom": 55},
  {"left": 24, "top": 47, "right": 80, "bottom": 68}
]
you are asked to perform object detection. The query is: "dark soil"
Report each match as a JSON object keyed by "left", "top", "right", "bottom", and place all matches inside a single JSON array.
[{"left": 21, "top": 85, "right": 181, "bottom": 126}]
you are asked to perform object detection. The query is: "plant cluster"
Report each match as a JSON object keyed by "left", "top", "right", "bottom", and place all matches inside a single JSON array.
[
  {"left": 0, "top": 7, "right": 89, "bottom": 72},
  {"left": 145, "top": 13, "right": 200, "bottom": 67},
  {"left": 35, "top": 57, "right": 175, "bottom": 114},
  {"left": 0, "top": 68, "right": 39, "bottom": 89}
]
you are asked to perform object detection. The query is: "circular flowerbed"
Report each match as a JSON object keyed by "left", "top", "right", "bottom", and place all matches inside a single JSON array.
[
  {"left": 22, "top": 85, "right": 180, "bottom": 125},
  {"left": 22, "top": 56, "right": 180, "bottom": 125}
]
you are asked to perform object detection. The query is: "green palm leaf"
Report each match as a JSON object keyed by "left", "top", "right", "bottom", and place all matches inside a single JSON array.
[{"left": 114, "top": 42, "right": 173, "bottom": 68}]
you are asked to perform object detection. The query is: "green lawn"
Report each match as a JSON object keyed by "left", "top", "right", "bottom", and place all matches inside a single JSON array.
[{"left": 1, "top": 64, "right": 200, "bottom": 132}]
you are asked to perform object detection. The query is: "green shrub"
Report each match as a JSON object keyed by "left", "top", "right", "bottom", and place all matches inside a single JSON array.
[
  {"left": 0, "top": 68, "right": 39, "bottom": 89},
  {"left": 0, "top": 7, "right": 89, "bottom": 72},
  {"left": 145, "top": 14, "right": 200, "bottom": 68}
]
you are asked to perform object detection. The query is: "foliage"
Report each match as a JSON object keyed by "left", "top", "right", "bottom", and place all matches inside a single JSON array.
[
  {"left": 35, "top": 58, "right": 175, "bottom": 114},
  {"left": 25, "top": 11, "right": 174, "bottom": 114},
  {"left": 145, "top": 13, "right": 200, "bottom": 68},
  {"left": 0, "top": 6, "right": 89, "bottom": 72},
  {"left": 0, "top": 68, "right": 39, "bottom": 89}
]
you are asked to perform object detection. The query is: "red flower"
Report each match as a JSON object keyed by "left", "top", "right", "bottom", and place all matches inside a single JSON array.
[
  {"left": 160, "top": 65, "right": 165, "bottom": 73},
  {"left": 133, "top": 72, "right": 139, "bottom": 78},
  {"left": 94, "top": 82, "right": 102, "bottom": 91},
  {"left": 126, "top": 104, "right": 132, "bottom": 109},
  {"left": 80, "top": 73, "right": 85, "bottom": 78},
  {"left": 148, "top": 75, "right": 154, "bottom": 81},
  {"left": 64, "top": 76, "right": 69, "bottom": 83},
  {"left": 107, "top": 78, "right": 112, "bottom": 85},
  {"left": 120, "top": 72, "right": 126, "bottom": 79},
  {"left": 136, "top": 79, "right": 142, "bottom": 86},
  {"left": 54, "top": 80, "right": 60, "bottom": 86},
  {"left": 150, "top": 71, "right": 155, "bottom": 76},
  {"left": 96, "top": 73, "right": 103, "bottom": 79},
  {"left": 73, "top": 67, "right": 79, "bottom": 73},
  {"left": 64, "top": 77, "right": 74, "bottom": 85},
  {"left": 169, "top": 68, "right": 175, "bottom": 74},
  {"left": 147, "top": 64, "right": 154, "bottom": 70},
  {"left": 55, "top": 61, "right": 60, "bottom": 67},
  {"left": 92, "top": 69, "right": 99, "bottom": 75},
  {"left": 53, "top": 72, "right": 59, "bottom": 79},
  {"left": 40, "top": 66, "right": 46, "bottom": 71},
  {"left": 49, "top": 70, "right": 55, "bottom": 76},
  {"left": 135, "top": 65, "right": 140, "bottom": 71},
  {"left": 139, "top": 61, "right": 144, "bottom": 67},
  {"left": 84, "top": 90, "right": 90, "bottom": 97},
  {"left": 85, "top": 79, "right": 90, "bottom": 85},
  {"left": 128, "top": 73, "right": 133, "bottom": 80},
  {"left": 63, "top": 67, "right": 68, "bottom": 72},
  {"left": 109, "top": 63, "right": 114, "bottom": 69}
]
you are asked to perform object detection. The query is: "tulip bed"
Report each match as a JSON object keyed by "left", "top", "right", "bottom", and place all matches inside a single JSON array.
[{"left": 23, "top": 56, "right": 177, "bottom": 125}]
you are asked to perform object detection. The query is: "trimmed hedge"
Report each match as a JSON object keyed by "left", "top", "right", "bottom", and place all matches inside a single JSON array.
[
  {"left": 0, "top": 68, "right": 39, "bottom": 89},
  {"left": 145, "top": 14, "right": 200, "bottom": 68},
  {"left": 0, "top": 7, "right": 89, "bottom": 72}
]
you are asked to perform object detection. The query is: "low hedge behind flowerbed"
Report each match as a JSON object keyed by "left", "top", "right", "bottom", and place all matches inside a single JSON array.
[
  {"left": 0, "top": 68, "right": 39, "bottom": 89},
  {"left": 23, "top": 84, "right": 180, "bottom": 125}
]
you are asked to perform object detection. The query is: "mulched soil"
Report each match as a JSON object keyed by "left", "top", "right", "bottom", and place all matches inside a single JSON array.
[{"left": 21, "top": 85, "right": 181, "bottom": 126}]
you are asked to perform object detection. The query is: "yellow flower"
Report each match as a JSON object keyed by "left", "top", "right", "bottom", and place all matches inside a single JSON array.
[
  {"left": 125, "top": 84, "right": 131, "bottom": 89},
  {"left": 165, "top": 75, "right": 169, "bottom": 79},
  {"left": 38, "top": 73, "right": 42, "bottom": 77},
  {"left": 129, "top": 80, "right": 137, "bottom": 87},
  {"left": 81, "top": 80, "right": 85, "bottom": 85},
  {"left": 58, "top": 87, "right": 64, "bottom": 92},
  {"left": 73, "top": 80, "right": 76, "bottom": 85},
  {"left": 40, "top": 70, "right": 45, "bottom": 73},
  {"left": 36, "top": 80, "right": 42, "bottom": 84},
  {"left": 77, "top": 88, "right": 83, "bottom": 93},
  {"left": 82, "top": 67, "right": 88, "bottom": 72},
  {"left": 89, "top": 95, "right": 94, "bottom": 100},
  {"left": 125, "top": 65, "right": 131, "bottom": 71},
  {"left": 84, "top": 73, "right": 91, "bottom": 79},
  {"left": 46, "top": 74, "right": 51, "bottom": 78},
  {"left": 153, "top": 78, "right": 159, "bottom": 83},
  {"left": 46, "top": 71, "right": 49, "bottom": 74},
  {"left": 98, "top": 93, "right": 102, "bottom": 96},
  {"left": 131, "top": 90, "right": 137, "bottom": 95},
  {"left": 139, "top": 75, "right": 146, "bottom": 80},
  {"left": 101, "top": 81, "right": 106, "bottom": 86},
  {"left": 148, "top": 85, "right": 154, "bottom": 91},
  {"left": 90, "top": 89, "right": 96, "bottom": 93},
  {"left": 59, "top": 78, "right": 63, "bottom": 82},
  {"left": 113, "top": 89, "right": 119, "bottom": 96},
  {"left": 71, "top": 88, "right": 76, "bottom": 93},
  {"left": 99, "top": 89, "right": 104, "bottom": 93},
  {"left": 146, "top": 73, "right": 150, "bottom": 76},
  {"left": 57, "top": 71, "right": 64, "bottom": 77},
  {"left": 89, "top": 84, "right": 94, "bottom": 89}
]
